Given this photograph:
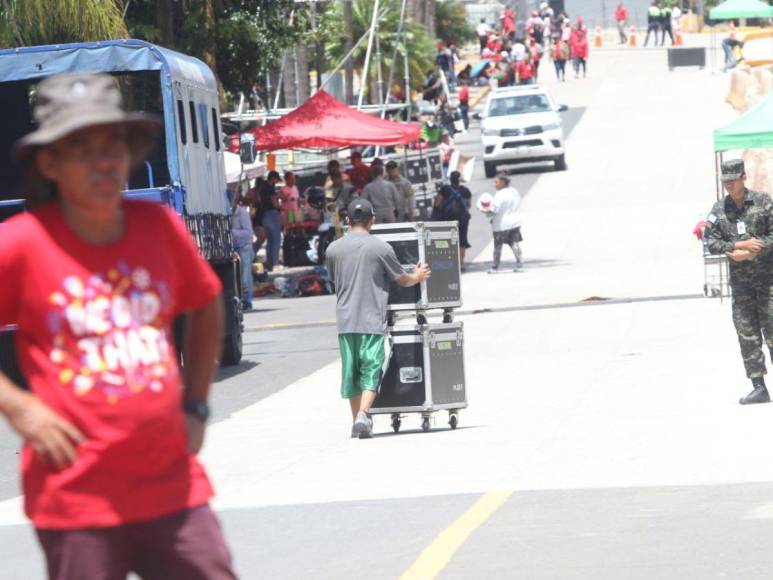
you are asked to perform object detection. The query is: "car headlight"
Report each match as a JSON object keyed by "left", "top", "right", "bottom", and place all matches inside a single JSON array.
[
  {"left": 543, "top": 121, "right": 562, "bottom": 131},
  {"left": 482, "top": 128, "right": 500, "bottom": 137}
]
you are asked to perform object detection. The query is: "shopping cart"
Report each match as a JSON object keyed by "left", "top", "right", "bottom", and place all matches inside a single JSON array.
[{"left": 702, "top": 242, "right": 731, "bottom": 300}]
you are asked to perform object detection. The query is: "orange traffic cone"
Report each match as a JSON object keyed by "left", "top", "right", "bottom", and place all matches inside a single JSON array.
[
  {"left": 675, "top": 30, "right": 683, "bottom": 45},
  {"left": 594, "top": 25, "right": 603, "bottom": 47},
  {"left": 628, "top": 25, "right": 637, "bottom": 46}
]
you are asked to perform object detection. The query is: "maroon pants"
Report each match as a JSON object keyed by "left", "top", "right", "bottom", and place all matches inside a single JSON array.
[{"left": 36, "top": 504, "right": 236, "bottom": 580}]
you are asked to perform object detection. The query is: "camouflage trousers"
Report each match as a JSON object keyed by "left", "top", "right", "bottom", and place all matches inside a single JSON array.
[{"left": 731, "top": 287, "right": 773, "bottom": 378}]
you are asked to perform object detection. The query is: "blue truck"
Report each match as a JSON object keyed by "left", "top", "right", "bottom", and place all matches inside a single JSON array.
[{"left": 0, "top": 39, "right": 244, "bottom": 378}]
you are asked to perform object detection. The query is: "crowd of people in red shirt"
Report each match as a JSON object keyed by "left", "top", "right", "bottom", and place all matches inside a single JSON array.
[{"left": 475, "top": 3, "right": 592, "bottom": 85}]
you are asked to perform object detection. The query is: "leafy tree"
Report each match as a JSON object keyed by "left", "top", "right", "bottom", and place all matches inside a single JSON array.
[
  {"left": 124, "top": 0, "right": 311, "bottom": 104},
  {"left": 435, "top": 0, "right": 475, "bottom": 45},
  {"left": 325, "top": 0, "right": 436, "bottom": 102},
  {"left": 0, "top": 0, "right": 128, "bottom": 48}
]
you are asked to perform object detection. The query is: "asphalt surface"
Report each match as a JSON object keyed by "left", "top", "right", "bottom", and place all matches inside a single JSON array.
[
  {"left": 209, "top": 102, "right": 586, "bottom": 422},
  {"left": 0, "top": 96, "right": 587, "bottom": 574},
  {"left": 6, "top": 480, "right": 773, "bottom": 580},
  {"left": 0, "top": 40, "right": 762, "bottom": 580}
]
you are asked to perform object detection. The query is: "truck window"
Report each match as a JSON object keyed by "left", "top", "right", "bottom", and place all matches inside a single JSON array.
[
  {"left": 211, "top": 108, "right": 220, "bottom": 151},
  {"left": 116, "top": 71, "right": 169, "bottom": 190},
  {"left": 176, "top": 99, "right": 187, "bottom": 145},
  {"left": 0, "top": 79, "right": 35, "bottom": 221},
  {"left": 0, "top": 71, "right": 170, "bottom": 207},
  {"left": 189, "top": 101, "right": 199, "bottom": 143},
  {"left": 198, "top": 103, "right": 210, "bottom": 149}
]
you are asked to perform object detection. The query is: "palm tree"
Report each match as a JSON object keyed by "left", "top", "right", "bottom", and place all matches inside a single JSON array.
[
  {"left": 0, "top": 0, "right": 128, "bottom": 48},
  {"left": 326, "top": 0, "right": 436, "bottom": 103}
]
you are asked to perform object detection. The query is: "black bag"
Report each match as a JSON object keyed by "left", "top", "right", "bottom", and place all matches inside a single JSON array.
[{"left": 282, "top": 230, "right": 314, "bottom": 267}]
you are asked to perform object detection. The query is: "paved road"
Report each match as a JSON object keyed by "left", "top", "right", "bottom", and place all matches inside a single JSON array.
[
  {"left": 0, "top": 39, "right": 758, "bottom": 580},
  {"left": 208, "top": 103, "right": 586, "bottom": 420}
]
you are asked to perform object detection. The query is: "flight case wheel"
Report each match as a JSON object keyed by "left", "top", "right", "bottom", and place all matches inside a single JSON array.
[
  {"left": 449, "top": 413, "right": 458, "bottom": 430},
  {"left": 421, "top": 416, "right": 431, "bottom": 432},
  {"left": 391, "top": 414, "right": 401, "bottom": 433}
]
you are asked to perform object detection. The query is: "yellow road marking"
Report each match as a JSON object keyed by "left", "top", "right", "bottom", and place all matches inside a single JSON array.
[{"left": 399, "top": 491, "right": 513, "bottom": 580}]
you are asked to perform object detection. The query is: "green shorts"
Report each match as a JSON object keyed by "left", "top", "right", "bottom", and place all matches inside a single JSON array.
[{"left": 338, "top": 333, "right": 385, "bottom": 399}]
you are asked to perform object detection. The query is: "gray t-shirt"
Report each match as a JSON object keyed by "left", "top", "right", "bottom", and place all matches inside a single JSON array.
[{"left": 325, "top": 232, "right": 405, "bottom": 335}]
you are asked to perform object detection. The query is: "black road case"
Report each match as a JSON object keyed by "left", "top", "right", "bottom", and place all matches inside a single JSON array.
[
  {"left": 667, "top": 47, "right": 705, "bottom": 70},
  {"left": 371, "top": 321, "right": 467, "bottom": 432},
  {"left": 371, "top": 221, "right": 462, "bottom": 312}
]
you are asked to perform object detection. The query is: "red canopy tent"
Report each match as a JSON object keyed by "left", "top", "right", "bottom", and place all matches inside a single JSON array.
[{"left": 252, "top": 90, "right": 420, "bottom": 151}]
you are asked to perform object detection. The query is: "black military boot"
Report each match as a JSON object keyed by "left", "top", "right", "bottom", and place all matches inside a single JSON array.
[{"left": 740, "top": 377, "right": 771, "bottom": 405}]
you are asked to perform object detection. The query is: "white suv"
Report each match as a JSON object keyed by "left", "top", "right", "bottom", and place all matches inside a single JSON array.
[{"left": 480, "top": 85, "right": 568, "bottom": 177}]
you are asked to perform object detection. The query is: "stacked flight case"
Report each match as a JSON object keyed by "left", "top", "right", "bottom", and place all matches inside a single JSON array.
[{"left": 370, "top": 221, "right": 468, "bottom": 433}]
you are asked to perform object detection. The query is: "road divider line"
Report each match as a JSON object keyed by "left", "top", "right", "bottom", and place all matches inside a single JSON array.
[
  {"left": 399, "top": 490, "right": 513, "bottom": 580},
  {"left": 245, "top": 320, "right": 336, "bottom": 332}
]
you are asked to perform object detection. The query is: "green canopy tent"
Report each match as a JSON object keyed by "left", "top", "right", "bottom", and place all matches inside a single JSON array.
[
  {"left": 714, "top": 93, "right": 773, "bottom": 151},
  {"left": 707, "top": 0, "right": 772, "bottom": 71},
  {"left": 712, "top": 92, "right": 773, "bottom": 199},
  {"left": 709, "top": 0, "right": 773, "bottom": 19}
]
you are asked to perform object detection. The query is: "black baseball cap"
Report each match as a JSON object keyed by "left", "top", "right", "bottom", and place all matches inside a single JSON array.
[{"left": 348, "top": 198, "right": 374, "bottom": 223}]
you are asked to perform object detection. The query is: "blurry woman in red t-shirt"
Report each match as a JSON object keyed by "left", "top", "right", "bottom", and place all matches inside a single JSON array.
[
  {"left": 529, "top": 40, "right": 542, "bottom": 81},
  {"left": 570, "top": 17, "right": 589, "bottom": 78},
  {"left": 516, "top": 54, "right": 535, "bottom": 85}
]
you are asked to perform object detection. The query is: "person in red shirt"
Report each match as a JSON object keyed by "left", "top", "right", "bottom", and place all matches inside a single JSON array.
[
  {"left": 458, "top": 86, "right": 470, "bottom": 131},
  {"left": 347, "top": 151, "right": 372, "bottom": 192},
  {"left": 615, "top": 2, "right": 629, "bottom": 44},
  {"left": 570, "top": 17, "right": 590, "bottom": 78},
  {"left": 516, "top": 54, "right": 536, "bottom": 85},
  {"left": 502, "top": 7, "right": 516, "bottom": 38},
  {"left": 529, "top": 39, "right": 543, "bottom": 81},
  {"left": 487, "top": 34, "right": 502, "bottom": 53},
  {"left": 551, "top": 34, "right": 569, "bottom": 82},
  {"left": 0, "top": 74, "right": 235, "bottom": 578}
]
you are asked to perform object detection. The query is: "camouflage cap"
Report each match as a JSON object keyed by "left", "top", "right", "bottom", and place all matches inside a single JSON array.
[{"left": 720, "top": 159, "right": 745, "bottom": 181}]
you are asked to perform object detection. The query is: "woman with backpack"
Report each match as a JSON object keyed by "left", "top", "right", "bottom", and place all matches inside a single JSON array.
[
  {"left": 551, "top": 34, "right": 568, "bottom": 82},
  {"left": 433, "top": 170, "right": 472, "bottom": 269}
]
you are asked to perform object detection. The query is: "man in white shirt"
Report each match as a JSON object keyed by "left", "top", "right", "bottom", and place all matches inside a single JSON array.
[
  {"left": 477, "top": 19, "right": 490, "bottom": 54},
  {"left": 488, "top": 173, "right": 524, "bottom": 274},
  {"left": 512, "top": 40, "right": 527, "bottom": 63}
]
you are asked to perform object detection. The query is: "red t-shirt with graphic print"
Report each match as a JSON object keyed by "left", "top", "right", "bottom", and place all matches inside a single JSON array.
[{"left": 0, "top": 200, "right": 222, "bottom": 529}]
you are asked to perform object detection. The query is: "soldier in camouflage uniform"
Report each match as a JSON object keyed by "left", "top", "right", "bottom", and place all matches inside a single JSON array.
[{"left": 704, "top": 159, "right": 773, "bottom": 404}]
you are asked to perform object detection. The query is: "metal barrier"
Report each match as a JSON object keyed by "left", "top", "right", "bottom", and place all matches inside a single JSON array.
[{"left": 185, "top": 213, "right": 234, "bottom": 262}]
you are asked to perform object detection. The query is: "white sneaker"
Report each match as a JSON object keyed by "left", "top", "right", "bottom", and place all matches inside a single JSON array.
[{"left": 351, "top": 412, "right": 373, "bottom": 439}]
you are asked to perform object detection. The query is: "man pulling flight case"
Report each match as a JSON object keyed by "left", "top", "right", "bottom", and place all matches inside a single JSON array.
[{"left": 325, "top": 199, "right": 431, "bottom": 439}]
